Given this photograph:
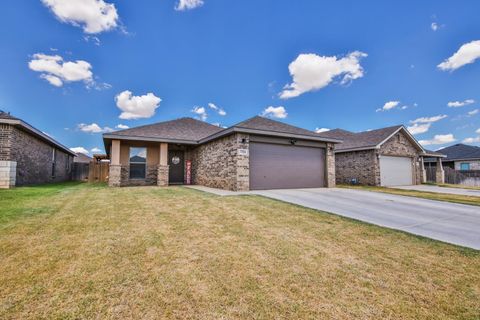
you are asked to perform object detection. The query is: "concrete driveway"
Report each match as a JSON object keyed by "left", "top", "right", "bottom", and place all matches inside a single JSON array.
[
  {"left": 250, "top": 188, "right": 480, "bottom": 250},
  {"left": 393, "top": 184, "right": 480, "bottom": 197}
]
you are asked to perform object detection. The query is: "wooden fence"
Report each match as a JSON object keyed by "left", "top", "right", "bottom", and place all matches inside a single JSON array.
[
  {"left": 72, "top": 162, "right": 109, "bottom": 183},
  {"left": 444, "top": 167, "right": 480, "bottom": 187}
]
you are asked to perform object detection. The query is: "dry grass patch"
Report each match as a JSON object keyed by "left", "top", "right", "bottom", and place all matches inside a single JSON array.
[
  {"left": 0, "top": 183, "right": 479, "bottom": 319},
  {"left": 340, "top": 184, "right": 480, "bottom": 207}
]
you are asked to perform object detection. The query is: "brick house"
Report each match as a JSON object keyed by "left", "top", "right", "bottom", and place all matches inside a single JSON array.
[
  {"left": 102, "top": 116, "right": 340, "bottom": 190},
  {"left": 423, "top": 143, "right": 480, "bottom": 171},
  {"left": 0, "top": 111, "right": 75, "bottom": 188},
  {"left": 318, "top": 125, "right": 445, "bottom": 186}
]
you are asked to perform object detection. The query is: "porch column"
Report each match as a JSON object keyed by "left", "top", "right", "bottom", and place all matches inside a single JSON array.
[
  {"left": 435, "top": 157, "right": 445, "bottom": 184},
  {"left": 109, "top": 140, "right": 121, "bottom": 187},
  {"left": 157, "top": 142, "right": 169, "bottom": 186},
  {"left": 420, "top": 157, "right": 427, "bottom": 183}
]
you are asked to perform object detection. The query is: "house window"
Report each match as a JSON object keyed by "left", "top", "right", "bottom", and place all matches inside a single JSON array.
[
  {"left": 51, "top": 148, "right": 56, "bottom": 178},
  {"left": 460, "top": 163, "right": 470, "bottom": 171},
  {"left": 130, "top": 147, "right": 147, "bottom": 179}
]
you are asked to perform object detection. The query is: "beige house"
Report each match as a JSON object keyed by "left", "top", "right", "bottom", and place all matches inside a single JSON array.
[{"left": 103, "top": 116, "right": 340, "bottom": 191}]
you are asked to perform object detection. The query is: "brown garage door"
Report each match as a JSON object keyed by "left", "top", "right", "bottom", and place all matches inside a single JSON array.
[{"left": 249, "top": 142, "right": 325, "bottom": 190}]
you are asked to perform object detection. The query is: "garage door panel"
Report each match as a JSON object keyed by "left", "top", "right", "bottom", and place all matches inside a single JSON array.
[
  {"left": 249, "top": 142, "right": 325, "bottom": 190},
  {"left": 380, "top": 156, "right": 413, "bottom": 186}
]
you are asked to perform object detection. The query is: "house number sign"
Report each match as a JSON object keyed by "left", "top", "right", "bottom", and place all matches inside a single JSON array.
[{"left": 238, "top": 149, "right": 249, "bottom": 156}]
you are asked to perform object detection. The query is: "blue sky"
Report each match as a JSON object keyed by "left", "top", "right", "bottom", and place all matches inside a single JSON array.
[{"left": 1, "top": 0, "right": 480, "bottom": 154}]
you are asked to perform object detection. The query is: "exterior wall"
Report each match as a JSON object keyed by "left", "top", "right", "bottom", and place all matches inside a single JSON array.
[
  {"left": 454, "top": 160, "right": 480, "bottom": 171},
  {"left": 112, "top": 143, "right": 161, "bottom": 186},
  {"left": 325, "top": 143, "right": 336, "bottom": 187},
  {"left": 335, "top": 130, "right": 423, "bottom": 186},
  {"left": 0, "top": 125, "right": 73, "bottom": 187},
  {"left": 335, "top": 149, "right": 378, "bottom": 185},
  {"left": 190, "top": 133, "right": 249, "bottom": 191},
  {"left": 379, "top": 131, "right": 422, "bottom": 185}
]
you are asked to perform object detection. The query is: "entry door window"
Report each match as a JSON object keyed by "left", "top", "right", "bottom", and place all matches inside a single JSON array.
[{"left": 130, "top": 147, "right": 147, "bottom": 179}]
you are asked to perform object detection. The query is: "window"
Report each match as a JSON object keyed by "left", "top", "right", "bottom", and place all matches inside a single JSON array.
[
  {"left": 51, "top": 148, "right": 56, "bottom": 178},
  {"left": 460, "top": 163, "right": 470, "bottom": 171},
  {"left": 130, "top": 147, "right": 147, "bottom": 179}
]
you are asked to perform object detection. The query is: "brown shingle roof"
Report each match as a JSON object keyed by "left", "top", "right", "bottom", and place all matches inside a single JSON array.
[
  {"left": 232, "top": 116, "right": 322, "bottom": 138},
  {"left": 318, "top": 125, "right": 407, "bottom": 151},
  {"left": 0, "top": 111, "right": 20, "bottom": 120},
  {"left": 110, "top": 117, "right": 224, "bottom": 142}
]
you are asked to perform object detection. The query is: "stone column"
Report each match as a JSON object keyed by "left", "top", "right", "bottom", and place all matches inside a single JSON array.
[
  {"left": 0, "top": 160, "right": 16, "bottom": 189},
  {"left": 108, "top": 140, "right": 121, "bottom": 187},
  {"left": 435, "top": 157, "right": 445, "bottom": 184},
  {"left": 235, "top": 133, "right": 250, "bottom": 191},
  {"left": 157, "top": 142, "right": 169, "bottom": 186},
  {"left": 420, "top": 157, "right": 427, "bottom": 183},
  {"left": 326, "top": 143, "right": 336, "bottom": 188}
]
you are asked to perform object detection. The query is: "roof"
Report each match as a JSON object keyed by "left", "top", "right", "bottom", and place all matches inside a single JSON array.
[
  {"left": 0, "top": 111, "right": 76, "bottom": 156},
  {"left": 424, "top": 144, "right": 480, "bottom": 162},
  {"left": 74, "top": 152, "right": 92, "bottom": 163},
  {"left": 318, "top": 125, "right": 414, "bottom": 152},
  {"left": 104, "top": 117, "right": 224, "bottom": 143},
  {"left": 104, "top": 116, "right": 342, "bottom": 148}
]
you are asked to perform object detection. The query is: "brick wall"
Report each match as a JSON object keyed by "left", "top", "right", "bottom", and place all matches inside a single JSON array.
[
  {"left": 0, "top": 124, "right": 12, "bottom": 161},
  {"left": 190, "top": 133, "right": 250, "bottom": 191},
  {"left": 10, "top": 127, "right": 73, "bottom": 186}
]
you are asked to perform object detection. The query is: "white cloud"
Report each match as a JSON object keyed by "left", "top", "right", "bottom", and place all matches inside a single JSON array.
[
  {"left": 438, "top": 40, "right": 480, "bottom": 71},
  {"left": 28, "top": 53, "right": 94, "bottom": 87},
  {"left": 463, "top": 137, "right": 480, "bottom": 144},
  {"left": 376, "top": 101, "right": 400, "bottom": 112},
  {"left": 91, "top": 147, "right": 102, "bottom": 153},
  {"left": 191, "top": 106, "right": 207, "bottom": 121},
  {"left": 468, "top": 109, "right": 479, "bottom": 116},
  {"left": 407, "top": 123, "right": 431, "bottom": 135},
  {"left": 115, "top": 124, "right": 129, "bottom": 129},
  {"left": 410, "top": 114, "right": 447, "bottom": 124},
  {"left": 208, "top": 103, "right": 226, "bottom": 116},
  {"left": 419, "top": 134, "right": 456, "bottom": 146},
  {"left": 41, "top": 0, "right": 119, "bottom": 34},
  {"left": 261, "top": 106, "right": 288, "bottom": 119},
  {"left": 315, "top": 128, "right": 330, "bottom": 133},
  {"left": 175, "top": 0, "right": 204, "bottom": 11},
  {"left": 115, "top": 90, "right": 161, "bottom": 120},
  {"left": 279, "top": 51, "right": 367, "bottom": 99},
  {"left": 78, "top": 123, "right": 113, "bottom": 133},
  {"left": 70, "top": 146, "right": 89, "bottom": 154},
  {"left": 447, "top": 99, "right": 475, "bottom": 107},
  {"left": 477, "top": 128, "right": 480, "bottom": 134},
  {"left": 431, "top": 22, "right": 439, "bottom": 31}
]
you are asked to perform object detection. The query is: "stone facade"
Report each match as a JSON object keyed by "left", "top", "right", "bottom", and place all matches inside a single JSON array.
[
  {"left": 335, "top": 130, "right": 422, "bottom": 186},
  {"left": 0, "top": 160, "right": 16, "bottom": 188},
  {"left": 454, "top": 160, "right": 480, "bottom": 170},
  {"left": 325, "top": 143, "right": 336, "bottom": 187},
  {"left": 190, "top": 133, "right": 250, "bottom": 191},
  {"left": 0, "top": 124, "right": 73, "bottom": 188}
]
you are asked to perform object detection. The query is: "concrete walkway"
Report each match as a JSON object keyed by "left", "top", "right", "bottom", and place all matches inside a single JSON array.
[
  {"left": 186, "top": 185, "right": 480, "bottom": 250},
  {"left": 393, "top": 185, "right": 480, "bottom": 197}
]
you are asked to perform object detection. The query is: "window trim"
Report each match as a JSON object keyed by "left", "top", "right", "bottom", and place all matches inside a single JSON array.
[{"left": 459, "top": 162, "right": 470, "bottom": 171}]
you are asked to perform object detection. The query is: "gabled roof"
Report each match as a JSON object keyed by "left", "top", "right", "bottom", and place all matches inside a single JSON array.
[
  {"left": 0, "top": 111, "right": 76, "bottom": 156},
  {"left": 105, "top": 117, "right": 223, "bottom": 143},
  {"left": 431, "top": 144, "right": 480, "bottom": 161},
  {"left": 104, "top": 116, "right": 342, "bottom": 147},
  {"left": 318, "top": 125, "right": 426, "bottom": 153}
]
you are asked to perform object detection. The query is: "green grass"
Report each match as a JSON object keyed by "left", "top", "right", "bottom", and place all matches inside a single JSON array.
[
  {"left": 340, "top": 184, "right": 480, "bottom": 206},
  {"left": 437, "top": 183, "right": 480, "bottom": 190},
  {"left": 0, "top": 183, "right": 479, "bottom": 319}
]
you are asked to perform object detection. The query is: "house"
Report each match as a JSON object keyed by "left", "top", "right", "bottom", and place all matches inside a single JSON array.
[
  {"left": 423, "top": 144, "right": 480, "bottom": 171},
  {"left": 73, "top": 152, "right": 92, "bottom": 164},
  {"left": 102, "top": 116, "right": 341, "bottom": 190},
  {"left": 0, "top": 111, "right": 75, "bottom": 188},
  {"left": 318, "top": 125, "right": 445, "bottom": 186}
]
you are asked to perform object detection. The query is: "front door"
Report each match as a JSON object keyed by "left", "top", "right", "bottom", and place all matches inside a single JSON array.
[{"left": 168, "top": 150, "right": 185, "bottom": 184}]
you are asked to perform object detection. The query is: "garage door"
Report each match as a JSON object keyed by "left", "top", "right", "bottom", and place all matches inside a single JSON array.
[
  {"left": 249, "top": 142, "right": 325, "bottom": 190},
  {"left": 380, "top": 156, "right": 413, "bottom": 186}
]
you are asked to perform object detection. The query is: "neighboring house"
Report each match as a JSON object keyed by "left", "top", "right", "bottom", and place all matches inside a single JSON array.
[
  {"left": 424, "top": 144, "right": 480, "bottom": 171},
  {"left": 74, "top": 152, "right": 92, "bottom": 163},
  {"left": 318, "top": 125, "right": 445, "bottom": 186},
  {"left": 0, "top": 111, "right": 75, "bottom": 188},
  {"left": 102, "top": 116, "right": 340, "bottom": 190}
]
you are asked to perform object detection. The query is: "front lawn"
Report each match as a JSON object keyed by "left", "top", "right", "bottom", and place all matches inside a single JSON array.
[
  {"left": 0, "top": 183, "right": 479, "bottom": 319},
  {"left": 340, "top": 184, "right": 480, "bottom": 206}
]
